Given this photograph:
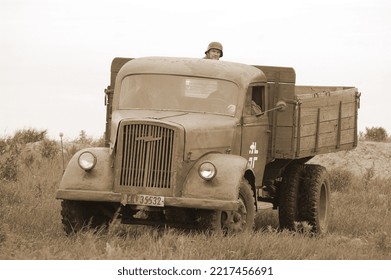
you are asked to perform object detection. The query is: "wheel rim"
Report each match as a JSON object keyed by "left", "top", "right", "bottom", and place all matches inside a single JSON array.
[
  {"left": 221, "top": 194, "right": 248, "bottom": 234},
  {"left": 319, "top": 182, "right": 329, "bottom": 230}
]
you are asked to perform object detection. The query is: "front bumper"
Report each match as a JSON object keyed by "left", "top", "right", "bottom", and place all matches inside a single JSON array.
[{"left": 56, "top": 189, "right": 239, "bottom": 211}]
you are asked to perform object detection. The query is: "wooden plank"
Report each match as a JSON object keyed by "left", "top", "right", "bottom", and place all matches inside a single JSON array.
[
  {"left": 314, "top": 108, "right": 321, "bottom": 152},
  {"left": 299, "top": 116, "right": 356, "bottom": 137},
  {"left": 298, "top": 93, "right": 356, "bottom": 106},
  {"left": 299, "top": 128, "right": 356, "bottom": 151},
  {"left": 295, "top": 142, "right": 356, "bottom": 158},
  {"left": 299, "top": 99, "right": 357, "bottom": 110},
  {"left": 295, "top": 85, "right": 355, "bottom": 95},
  {"left": 336, "top": 101, "right": 342, "bottom": 148},
  {"left": 300, "top": 104, "right": 356, "bottom": 125}
]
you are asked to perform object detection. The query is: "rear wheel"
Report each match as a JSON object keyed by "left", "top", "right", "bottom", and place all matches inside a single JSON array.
[
  {"left": 197, "top": 179, "right": 255, "bottom": 235},
  {"left": 301, "top": 164, "right": 330, "bottom": 234},
  {"left": 278, "top": 163, "right": 305, "bottom": 230},
  {"left": 61, "top": 200, "right": 117, "bottom": 235}
]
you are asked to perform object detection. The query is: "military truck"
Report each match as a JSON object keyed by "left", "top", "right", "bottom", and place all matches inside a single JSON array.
[{"left": 56, "top": 56, "right": 360, "bottom": 235}]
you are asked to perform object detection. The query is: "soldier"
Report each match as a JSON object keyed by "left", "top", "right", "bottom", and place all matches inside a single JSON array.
[{"left": 203, "top": 41, "right": 223, "bottom": 60}]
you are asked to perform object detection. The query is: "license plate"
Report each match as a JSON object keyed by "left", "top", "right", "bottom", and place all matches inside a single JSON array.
[{"left": 126, "top": 194, "right": 165, "bottom": 207}]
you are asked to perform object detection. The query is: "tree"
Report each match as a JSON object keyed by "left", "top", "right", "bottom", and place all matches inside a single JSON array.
[{"left": 75, "top": 130, "right": 92, "bottom": 144}]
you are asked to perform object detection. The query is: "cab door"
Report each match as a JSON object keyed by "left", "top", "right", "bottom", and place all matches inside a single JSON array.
[{"left": 241, "top": 84, "right": 269, "bottom": 187}]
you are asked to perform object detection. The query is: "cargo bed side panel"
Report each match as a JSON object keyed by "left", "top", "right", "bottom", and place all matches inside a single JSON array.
[{"left": 273, "top": 87, "right": 359, "bottom": 159}]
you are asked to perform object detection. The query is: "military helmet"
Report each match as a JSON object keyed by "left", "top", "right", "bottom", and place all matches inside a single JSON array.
[{"left": 205, "top": 41, "right": 223, "bottom": 57}]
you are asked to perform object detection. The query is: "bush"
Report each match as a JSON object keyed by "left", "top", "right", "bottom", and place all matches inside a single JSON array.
[
  {"left": 0, "top": 128, "right": 53, "bottom": 181},
  {"left": 13, "top": 128, "right": 47, "bottom": 144},
  {"left": 328, "top": 168, "right": 354, "bottom": 192},
  {"left": 0, "top": 138, "right": 10, "bottom": 155},
  {"left": 364, "top": 127, "right": 388, "bottom": 142},
  {"left": 0, "top": 156, "right": 19, "bottom": 181},
  {"left": 72, "top": 130, "right": 105, "bottom": 147},
  {"left": 40, "top": 139, "right": 59, "bottom": 159},
  {"left": 363, "top": 164, "right": 375, "bottom": 187}
]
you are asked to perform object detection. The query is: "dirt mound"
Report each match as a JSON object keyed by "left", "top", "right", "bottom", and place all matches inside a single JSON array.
[{"left": 309, "top": 141, "right": 391, "bottom": 178}]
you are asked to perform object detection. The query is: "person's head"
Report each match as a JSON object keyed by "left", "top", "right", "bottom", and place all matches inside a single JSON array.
[{"left": 204, "top": 41, "right": 223, "bottom": 60}]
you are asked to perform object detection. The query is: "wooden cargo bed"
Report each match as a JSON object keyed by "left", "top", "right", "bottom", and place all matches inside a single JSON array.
[
  {"left": 254, "top": 65, "right": 360, "bottom": 160},
  {"left": 273, "top": 86, "right": 360, "bottom": 159}
]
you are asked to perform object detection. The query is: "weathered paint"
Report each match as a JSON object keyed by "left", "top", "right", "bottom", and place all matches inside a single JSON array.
[
  {"left": 182, "top": 153, "right": 249, "bottom": 202},
  {"left": 56, "top": 147, "right": 114, "bottom": 196},
  {"left": 56, "top": 147, "right": 242, "bottom": 211},
  {"left": 110, "top": 110, "right": 238, "bottom": 160},
  {"left": 110, "top": 57, "right": 266, "bottom": 146}
]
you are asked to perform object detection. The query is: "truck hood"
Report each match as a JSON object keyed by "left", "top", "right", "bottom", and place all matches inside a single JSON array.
[{"left": 110, "top": 110, "right": 237, "bottom": 160}]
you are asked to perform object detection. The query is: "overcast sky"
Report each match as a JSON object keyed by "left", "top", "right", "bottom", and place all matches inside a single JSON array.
[{"left": 1, "top": 0, "right": 390, "bottom": 140}]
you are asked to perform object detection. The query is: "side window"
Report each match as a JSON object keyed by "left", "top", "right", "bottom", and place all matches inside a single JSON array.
[
  {"left": 245, "top": 85, "right": 266, "bottom": 115},
  {"left": 252, "top": 86, "right": 265, "bottom": 112}
]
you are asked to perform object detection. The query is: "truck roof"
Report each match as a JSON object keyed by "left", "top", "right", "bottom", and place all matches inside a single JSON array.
[{"left": 116, "top": 56, "right": 268, "bottom": 88}]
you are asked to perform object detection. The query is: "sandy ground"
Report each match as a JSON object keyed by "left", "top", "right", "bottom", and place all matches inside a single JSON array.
[{"left": 309, "top": 141, "right": 391, "bottom": 178}]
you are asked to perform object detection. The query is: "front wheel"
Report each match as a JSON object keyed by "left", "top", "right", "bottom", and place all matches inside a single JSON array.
[
  {"left": 61, "top": 200, "right": 117, "bottom": 235},
  {"left": 197, "top": 179, "right": 255, "bottom": 235}
]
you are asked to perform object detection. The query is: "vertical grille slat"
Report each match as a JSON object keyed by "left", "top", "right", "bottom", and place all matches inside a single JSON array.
[
  {"left": 155, "top": 126, "right": 164, "bottom": 188},
  {"left": 123, "top": 125, "right": 130, "bottom": 185},
  {"left": 153, "top": 127, "right": 159, "bottom": 188},
  {"left": 118, "top": 123, "right": 175, "bottom": 189},
  {"left": 129, "top": 124, "right": 136, "bottom": 186}
]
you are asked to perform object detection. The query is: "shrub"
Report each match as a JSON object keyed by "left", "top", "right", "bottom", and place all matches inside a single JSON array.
[
  {"left": 0, "top": 155, "right": 19, "bottom": 181},
  {"left": 0, "top": 128, "right": 54, "bottom": 181},
  {"left": 0, "top": 138, "right": 8, "bottom": 155},
  {"left": 363, "top": 164, "right": 375, "bottom": 187},
  {"left": 40, "top": 139, "right": 59, "bottom": 159},
  {"left": 13, "top": 128, "right": 47, "bottom": 144},
  {"left": 328, "top": 168, "right": 354, "bottom": 192},
  {"left": 23, "top": 153, "right": 35, "bottom": 168},
  {"left": 91, "top": 135, "right": 106, "bottom": 147},
  {"left": 0, "top": 136, "right": 20, "bottom": 156},
  {"left": 364, "top": 127, "right": 388, "bottom": 142}
]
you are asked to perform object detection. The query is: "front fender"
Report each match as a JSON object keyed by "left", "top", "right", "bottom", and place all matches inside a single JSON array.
[
  {"left": 182, "top": 153, "right": 249, "bottom": 202},
  {"left": 56, "top": 147, "right": 114, "bottom": 199}
]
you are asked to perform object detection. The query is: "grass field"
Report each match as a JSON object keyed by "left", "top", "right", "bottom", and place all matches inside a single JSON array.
[{"left": 1, "top": 133, "right": 390, "bottom": 260}]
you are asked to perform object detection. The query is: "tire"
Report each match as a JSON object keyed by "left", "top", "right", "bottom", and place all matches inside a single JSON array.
[
  {"left": 197, "top": 179, "right": 255, "bottom": 235},
  {"left": 61, "top": 200, "right": 116, "bottom": 235},
  {"left": 278, "top": 163, "right": 305, "bottom": 230},
  {"left": 301, "top": 164, "right": 330, "bottom": 235}
]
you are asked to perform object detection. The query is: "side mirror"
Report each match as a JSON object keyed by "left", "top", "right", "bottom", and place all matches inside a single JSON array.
[
  {"left": 256, "top": 100, "right": 287, "bottom": 116},
  {"left": 275, "top": 100, "right": 287, "bottom": 112}
]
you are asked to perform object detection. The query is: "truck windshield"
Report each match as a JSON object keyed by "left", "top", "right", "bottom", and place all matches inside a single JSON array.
[{"left": 119, "top": 74, "right": 239, "bottom": 116}]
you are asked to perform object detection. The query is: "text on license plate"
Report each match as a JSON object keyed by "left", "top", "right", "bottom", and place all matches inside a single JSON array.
[{"left": 128, "top": 194, "right": 164, "bottom": 207}]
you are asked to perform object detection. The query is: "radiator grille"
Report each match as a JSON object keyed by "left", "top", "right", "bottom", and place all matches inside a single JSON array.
[{"left": 118, "top": 124, "right": 174, "bottom": 188}]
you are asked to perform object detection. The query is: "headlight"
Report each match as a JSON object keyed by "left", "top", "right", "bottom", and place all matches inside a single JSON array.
[
  {"left": 78, "top": 151, "right": 97, "bottom": 171},
  {"left": 198, "top": 161, "right": 217, "bottom": 181}
]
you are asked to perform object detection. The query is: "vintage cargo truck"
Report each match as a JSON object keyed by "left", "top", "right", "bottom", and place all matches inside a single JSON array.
[{"left": 56, "top": 56, "right": 360, "bottom": 235}]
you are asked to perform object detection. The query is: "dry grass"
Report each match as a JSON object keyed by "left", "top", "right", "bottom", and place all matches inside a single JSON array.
[{"left": 1, "top": 137, "right": 391, "bottom": 260}]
